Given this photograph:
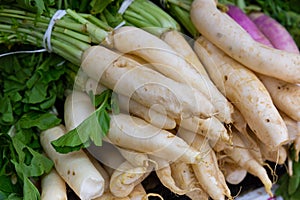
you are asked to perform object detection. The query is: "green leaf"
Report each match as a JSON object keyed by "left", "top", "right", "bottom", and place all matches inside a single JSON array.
[
  {"left": 51, "top": 90, "right": 118, "bottom": 153},
  {"left": 23, "top": 176, "right": 40, "bottom": 200},
  {"left": 17, "top": 111, "right": 61, "bottom": 131}
]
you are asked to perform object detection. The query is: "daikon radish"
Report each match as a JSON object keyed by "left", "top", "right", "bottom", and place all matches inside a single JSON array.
[
  {"left": 64, "top": 91, "right": 203, "bottom": 164},
  {"left": 257, "top": 76, "right": 300, "bottom": 121},
  {"left": 176, "top": 116, "right": 230, "bottom": 145},
  {"left": 81, "top": 45, "right": 215, "bottom": 119},
  {"left": 223, "top": 129, "right": 273, "bottom": 197},
  {"left": 41, "top": 168, "right": 67, "bottom": 200},
  {"left": 178, "top": 128, "right": 232, "bottom": 200},
  {"left": 149, "top": 155, "right": 189, "bottom": 195},
  {"left": 40, "top": 125, "right": 105, "bottom": 200},
  {"left": 86, "top": 152, "right": 111, "bottom": 192},
  {"left": 117, "top": 148, "right": 152, "bottom": 168},
  {"left": 220, "top": 160, "right": 247, "bottom": 185},
  {"left": 87, "top": 141, "right": 126, "bottom": 171},
  {"left": 160, "top": 29, "right": 234, "bottom": 123},
  {"left": 112, "top": 26, "right": 230, "bottom": 122},
  {"left": 190, "top": 0, "right": 300, "bottom": 83},
  {"left": 194, "top": 37, "right": 289, "bottom": 148},
  {"left": 128, "top": 183, "right": 149, "bottom": 200},
  {"left": 170, "top": 161, "right": 209, "bottom": 200},
  {"left": 85, "top": 78, "right": 176, "bottom": 130},
  {"left": 109, "top": 161, "right": 150, "bottom": 198},
  {"left": 224, "top": 5, "right": 300, "bottom": 122},
  {"left": 118, "top": 95, "right": 176, "bottom": 130}
]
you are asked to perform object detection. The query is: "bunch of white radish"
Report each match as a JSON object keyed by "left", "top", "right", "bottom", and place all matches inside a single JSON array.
[{"left": 2, "top": 0, "right": 299, "bottom": 199}]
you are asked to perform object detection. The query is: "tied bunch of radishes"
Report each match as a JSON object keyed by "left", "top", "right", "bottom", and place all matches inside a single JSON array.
[{"left": 1, "top": 0, "right": 300, "bottom": 199}]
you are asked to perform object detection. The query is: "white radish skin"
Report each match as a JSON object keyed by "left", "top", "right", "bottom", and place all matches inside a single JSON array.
[
  {"left": 177, "top": 116, "right": 230, "bottom": 145},
  {"left": 108, "top": 113, "right": 203, "bottom": 164},
  {"left": 109, "top": 161, "right": 149, "bottom": 198},
  {"left": 118, "top": 95, "right": 176, "bottom": 130},
  {"left": 223, "top": 130, "right": 273, "bottom": 197},
  {"left": 194, "top": 37, "right": 289, "bottom": 148},
  {"left": 258, "top": 75, "right": 300, "bottom": 122},
  {"left": 178, "top": 128, "right": 232, "bottom": 200},
  {"left": 190, "top": 0, "right": 300, "bottom": 83},
  {"left": 127, "top": 183, "right": 148, "bottom": 200},
  {"left": 221, "top": 161, "right": 247, "bottom": 185},
  {"left": 93, "top": 192, "right": 130, "bottom": 200},
  {"left": 161, "top": 30, "right": 234, "bottom": 123},
  {"left": 85, "top": 78, "right": 176, "bottom": 130},
  {"left": 86, "top": 152, "right": 111, "bottom": 192},
  {"left": 149, "top": 155, "right": 189, "bottom": 195},
  {"left": 41, "top": 168, "right": 67, "bottom": 200},
  {"left": 117, "top": 148, "right": 152, "bottom": 168},
  {"left": 225, "top": 8, "right": 300, "bottom": 122},
  {"left": 81, "top": 45, "right": 215, "bottom": 119},
  {"left": 280, "top": 113, "right": 300, "bottom": 143},
  {"left": 87, "top": 141, "right": 126, "bottom": 171},
  {"left": 40, "top": 125, "right": 105, "bottom": 200},
  {"left": 64, "top": 91, "right": 203, "bottom": 164},
  {"left": 170, "top": 161, "right": 209, "bottom": 200}
]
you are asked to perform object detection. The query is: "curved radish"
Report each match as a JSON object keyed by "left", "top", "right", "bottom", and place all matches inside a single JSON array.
[
  {"left": 194, "top": 37, "right": 289, "bottom": 148},
  {"left": 190, "top": 0, "right": 300, "bottom": 83}
]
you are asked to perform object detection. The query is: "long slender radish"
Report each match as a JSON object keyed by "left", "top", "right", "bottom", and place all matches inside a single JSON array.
[
  {"left": 87, "top": 153, "right": 111, "bottom": 192},
  {"left": 160, "top": 29, "right": 234, "bottom": 123},
  {"left": 176, "top": 116, "right": 230, "bottom": 146},
  {"left": 109, "top": 161, "right": 150, "bottom": 198},
  {"left": 194, "top": 37, "right": 289, "bottom": 148},
  {"left": 224, "top": 5, "right": 300, "bottom": 122},
  {"left": 190, "top": 0, "right": 300, "bottom": 84},
  {"left": 223, "top": 129, "right": 273, "bottom": 197},
  {"left": 149, "top": 155, "right": 189, "bottom": 195},
  {"left": 40, "top": 125, "right": 105, "bottom": 200},
  {"left": 170, "top": 161, "right": 209, "bottom": 200},
  {"left": 249, "top": 12, "right": 300, "bottom": 53},
  {"left": 41, "top": 168, "right": 67, "bottom": 200},
  {"left": 178, "top": 128, "right": 232, "bottom": 200},
  {"left": 64, "top": 91, "right": 203, "bottom": 164},
  {"left": 220, "top": 159, "right": 247, "bottom": 185},
  {"left": 127, "top": 183, "right": 149, "bottom": 200},
  {"left": 81, "top": 45, "right": 215, "bottom": 119},
  {"left": 84, "top": 78, "right": 176, "bottom": 130}
]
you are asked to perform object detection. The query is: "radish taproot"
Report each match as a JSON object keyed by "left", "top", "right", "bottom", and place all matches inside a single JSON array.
[
  {"left": 194, "top": 37, "right": 289, "bottom": 148},
  {"left": 40, "top": 125, "right": 105, "bottom": 200},
  {"left": 63, "top": 91, "right": 204, "bottom": 164},
  {"left": 190, "top": 0, "right": 300, "bottom": 84},
  {"left": 224, "top": 4, "right": 300, "bottom": 122},
  {"left": 41, "top": 168, "right": 67, "bottom": 200},
  {"left": 81, "top": 45, "right": 215, "bottom": 119}
]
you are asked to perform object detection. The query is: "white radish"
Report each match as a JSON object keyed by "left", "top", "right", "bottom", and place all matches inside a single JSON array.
[
  {"left": 81, "top": 45, "right": 215, "bottom": 119},
  {"left": 220, "top": 160, "right": 248, "bottom": 185},
  {"left": 160, "top": 29, "right": 234, "bottom": 123},
  {"left": 194, "top": 37, "right": 289, "bottom": 148},
  {"left": 64, "top": 91, "right": 203, "bottom": 164},
  {"left": 85, "top": 78, "right": 176, "bottom": 130},
  {"left": 41, "top": 168, "right": 67, "bottom": 200},
  {"left": 170, "top": 161, "right": 209, "bottom": 200},
  {"left": 109, "top": 161, "right": 150, "bottom": 198},
  {"left": 190, "top": 0, "right": 300, "bottom": 83},
  {"left": 176, "top": 116, "right": 230, "bottom": 146},
  {"left": 223, "top": 129, "right": 273, "bottom": 197},
  {"left": 40, "top": 125, "right": 105, "bottom": 200},
  {"left": 149, "top": 155, "right": 189, "bottom": 195},
  {"left": 178, "top": 128, "right": 232, "bottom": 200}
]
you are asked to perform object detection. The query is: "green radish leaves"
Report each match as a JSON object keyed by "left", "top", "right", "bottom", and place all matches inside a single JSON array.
[{"left": 51, "top": 89, "right": 119, "bottom": 154}]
